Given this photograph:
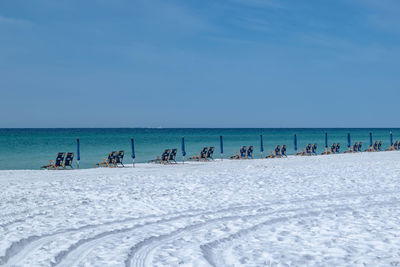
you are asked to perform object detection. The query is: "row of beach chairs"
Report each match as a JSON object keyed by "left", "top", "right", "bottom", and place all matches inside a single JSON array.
[
  {"left": 95, "top": 150, "right": 125, "bottom": 168},
  {"left": 298, "top": 144, "right": 318, "bottom": 156},
  {"left": 41, "top": 151, "right": 125, "bottom": 170},
  {"left": 386, "top": 140, "right": 400, "bottom": 151},
  {"left": 366, "top": 141, "right": 382, "bottom": 152},
  {"left": 266, "top": 145, "right": 287, "bottom": 158},
  {"left": 42, "top": 140, "right": 396, "bottom": 169},
  {"left": 344, "top": 142, "right": 363, "bottom": 153},
  {"left": 189, "top": 147, "right": 215, "bottom": 161},
  {"left": 148, "top": 149, "right": 178, "bottom": 164},
  {"left": 41, "top": 152, "right": 74, "bottom": 170},
  {"left": 230, "top": 146, "right": 254, "bottom": 159},
  {"left": 321, "top": 143, "right": 341, "bottom": 155}
]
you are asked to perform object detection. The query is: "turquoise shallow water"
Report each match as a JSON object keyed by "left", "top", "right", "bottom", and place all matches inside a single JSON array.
[{"left": 0, "top": 128, "right": 398, "bottom": 170}]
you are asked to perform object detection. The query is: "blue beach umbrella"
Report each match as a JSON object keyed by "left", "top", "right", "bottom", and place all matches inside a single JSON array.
[
  {"left": 131, "top": 138, "right": 135, "bottom": 167},
  {"left": 294, "top": 134, "right": 297, "bottom": 155},
  {"left": 390, "top": 131, "right": 393, "bottom": 146},
  {"left": 369, "top": 132, "right": 373, "bottom": 147},
  {"left": 325, "top": 133, "right": 328, "bottom": 148},
  {"left": 347, "top": 133, "right": 351, "bottom": 148},
  {"left": 76, "top": 138, "right": 80, "bottom": 169},
  {"left": 260, "top": 135, "right": 264, "bottom": 158},
  {"left": 181, "top": 137, "right": 186, "bottom": 163},
  {"left": 220, "top": 135, "right": 223, "bottom": 160}
]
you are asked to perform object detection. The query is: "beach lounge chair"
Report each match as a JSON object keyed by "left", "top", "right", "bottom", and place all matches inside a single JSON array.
[
  {"left": 345, "top": 143, "right": 357, "bottom": 153},
  {"left": 266, "top": 145, "right": 281, "bottom": 158},
  {"left": 281, "top": 145, "right": 287, "bottom": 157},
  {"left": 331, "top": 143, "right": 336, "bottom": 154},
  {"left": 230, "top": 146, "right": 247, "bottom": 160},
  {"left": 96, "top": 151, "right": 116, "bottom": 168},
  {"left": 311, "top": 144, "right": 317, "bottom": 155},
  {"left": 240, "top": 146, "right": 247, "bottom": 159},
  {"left": 41, "top": 152, "right": 66, "bottom": 170},
  {"left": 357, "top": 142, "right": 362, "bottom": 152},
  {"left": 394, "top": 141, "right": 399, "bottom": 150},
  {"left": 335, "top": 143, "right": 340, "bottom": 153},
  {"left": 149, "top": 149, "right": 170, "bottom": 164},
  {"left": 168, "top": 149, "right": 177, "bottom": 164},
  {"left": 247, "top": 146, "right": 254, "bottom": 159},
  {"left": 114, "top": 150, "right": 125, "bottom": 167},
  {"left": 386, "top": 140, "right": 396, "bottom": 151},
  {"left": 189, "top": 147, "right": 207, "bottom": 161},
  {"left": 206, "top": 147, "right": 215, "bottom": 160},
  {"left": 63, "top": 152, "right": 74, "bottom": 169},
  {"left": 297, "top": 144, "right": 311, "bottom": 156},
  {"left": 230, "top": 152, "right": 239, "bottom": 159},
  {"left": 365, "top": 141, "right": 376, "bottom": 152},
  {"left": 321, "top": 143, "right": 333, "bottom": 155}
]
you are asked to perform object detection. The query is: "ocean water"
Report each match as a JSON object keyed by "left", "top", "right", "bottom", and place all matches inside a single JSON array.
[{"left": 0, "top": 128, "right": 398, "bottom": 170}]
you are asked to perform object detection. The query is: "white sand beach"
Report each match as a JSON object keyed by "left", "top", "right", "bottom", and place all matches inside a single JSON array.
[{"left": 1, "top": 152, "right": 400, "bottom": 266}]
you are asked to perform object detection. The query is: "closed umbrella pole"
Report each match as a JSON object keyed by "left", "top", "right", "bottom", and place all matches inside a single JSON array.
[
  {"left": 181, "top": 137, "right": 186, "bottom": 164},
  {"left": 390, "top": 131, "right": 393, "bottom": 147},
  {"left": 347, "top": 133, "right": 351, "bottom": 148},
  {"left": 76, "top": 138, "right": 80, "bottom": 169},
  {"left": 369, "top": 132, "right": 373, "bottom": 147},
  {"left": 260, "top": 134, "right": 264, "bottom": 159},
  {"left": 220, "top": 135, "right": 223, "bottom": 160},
  {"left": 131, "top": 138, "right": 135, "bottom": 168},
  {"left": 325, "top": 132, "right": 328, "bottom": 148}
]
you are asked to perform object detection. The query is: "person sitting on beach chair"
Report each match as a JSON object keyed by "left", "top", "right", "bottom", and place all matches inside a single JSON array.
[
  {"left": 206, "top": 147, "right": 215, "bottom": 160},
  {"left": 149, "top": 149, "right": 171, "bottom": 164},
  {"left": 247, "top": 146, "right": 254, "bottom": 159},
  {"left": 41, "top": 152, "right": 66, "bottom": 170},
  {"left": 281, "top": 145, "right": 287, "bottom": 157},
  {"left": 168, "top": 149, "right": 177, "bottom": 164},
  {"left": 189, "top": 147, "right": 208, "bottom": 161},
  {"left": 114, "top": 150, "right": 125, "bottom": 167},
  {"left": 96, "top": 151, "right": 116, "bottom": 168},
  {"left": 266, "top": 145, "right": 281, "bottom": 158},
  {"left": 63, "top": 152, "right": 74, "bottom": 169},
  {"left": 377, "top": 141, "right": 382, "bottom": 151}
]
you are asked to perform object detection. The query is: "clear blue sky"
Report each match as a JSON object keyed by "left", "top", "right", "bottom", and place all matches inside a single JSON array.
[{"left": 1, "top": 0, "right": 399, "bottom": 128}]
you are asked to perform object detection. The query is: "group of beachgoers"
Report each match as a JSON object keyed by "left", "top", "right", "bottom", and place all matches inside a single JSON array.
[{"left": 41, "top": 138, "right": 400, "bottom": 169}]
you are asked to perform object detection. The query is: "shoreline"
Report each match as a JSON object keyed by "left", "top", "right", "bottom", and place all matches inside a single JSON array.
[{"left": 1, "top": 150, "right": 398, "bottom": 172}]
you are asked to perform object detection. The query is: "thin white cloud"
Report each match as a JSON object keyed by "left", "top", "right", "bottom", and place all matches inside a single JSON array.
[
  {"left": 0, "top": 15, "right": 32, "bottom": 26},
  {"left": 352, "top": 0, "right": 400, "bottom": 34},
  {"left": 229, "top": 0, "right": 285, "bottom": 9}
]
